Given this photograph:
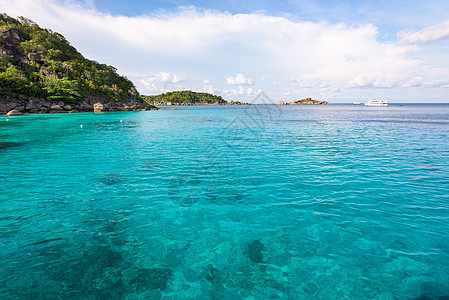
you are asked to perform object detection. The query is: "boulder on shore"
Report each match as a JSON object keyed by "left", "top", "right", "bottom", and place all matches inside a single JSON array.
[
  {"left": 93, "top": 102, "right": 104, "bottom": 112},
  {"left": 50, "top": 104, "right": 63, "bottom": 110},
  {"left": 1, "top": 97, "right": 159, "bottom": 115},
  {"left": 6, "top": 109, "right": 23, "bottom": 116}
]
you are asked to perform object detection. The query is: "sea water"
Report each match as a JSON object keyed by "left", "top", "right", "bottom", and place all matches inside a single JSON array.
[{"left": 0, "top": 104, "right": 448, "bottom": 299}]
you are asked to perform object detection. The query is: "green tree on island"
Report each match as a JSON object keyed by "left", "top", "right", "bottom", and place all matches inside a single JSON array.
[
  {"left": 142, "top": 90, "right": 227, "bottom": 105},
  {"left": 0, "top": 14, "right": 138, "bottom": 102}
]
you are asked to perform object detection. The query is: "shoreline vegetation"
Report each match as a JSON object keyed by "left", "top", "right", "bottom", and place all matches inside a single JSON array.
[
  {"left": 142, "top": 90, "right": 251, "bottom": 106},
  {"left": 1, "top": 14, "right": 328, "bottom": 116}
]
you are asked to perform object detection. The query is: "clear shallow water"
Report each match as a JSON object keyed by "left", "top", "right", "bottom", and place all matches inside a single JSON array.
[{"left": 1, "top": 104, "right": 449, "bottom": 299}]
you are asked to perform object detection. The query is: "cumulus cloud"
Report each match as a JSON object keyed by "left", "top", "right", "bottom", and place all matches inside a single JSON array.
[
  {"left": 226, "top": 73, "right": 254, "bottom": 85},
  {"left": 147, "top": 72, "right": 186, "bottom": 84},
  {"left": 348, "top": 74, "right": 398, "bottom": 89},
  {"left": 138, "top": 72, "right": 187, "bottom": 94},
  {"left": 398, "top": 20, "right": 449, "bottom": 44}
]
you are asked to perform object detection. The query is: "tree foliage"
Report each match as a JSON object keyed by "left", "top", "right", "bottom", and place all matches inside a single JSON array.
[
  {"left": 0, "top": 14, "right": 138, "bottom": 102},
  {"left": 142, "top": 90, "right": 226, "bottom": 104}
]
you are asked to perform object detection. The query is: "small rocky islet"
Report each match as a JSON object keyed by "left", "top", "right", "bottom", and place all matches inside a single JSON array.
[{"left": 276, "top": 97, "right": 329, "bottom": 105}]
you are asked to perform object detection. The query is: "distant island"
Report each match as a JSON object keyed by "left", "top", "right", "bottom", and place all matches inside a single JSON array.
[
  {"left": 142, "top": 90, "right": 251, "bottom": 106},
  {"left": 0, "top": 14, "right": 156, "bottom": 115},
  {"left": 276, "top": 98, "right": 328, "bottom": 105}
]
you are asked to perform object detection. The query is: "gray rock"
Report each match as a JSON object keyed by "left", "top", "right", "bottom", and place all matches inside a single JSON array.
[
  {"left": 63, "top": 105, "right": 72, "bottom": 111},
  {"left": 39, "top": 69, "right": 62, "bottom": 79},
  {"left": 3, "top": 28, "right": 23, "bottom": 42},
  {"left": 27, "top": 53, "right": 43, "bottom": 62},
  {"left": 7, "top": 109, "right": 23, "bottom": 116},
  {"left": 57, "top": 101, "right": 64, "bottom": 107},
  {"left": 8, "top": 102, "right": 19, "bottom": 110},
  {"left": 26, "top": 100, "right": 38, "bottom": 110},
  {"left": 50, "top": 105, "right": 63, "bottom": 110},
  {"left": 41, "top": 101, "right": 51, "bottom": 108},
  {"left": 0, "top": 102, "right": 9, "bottom": 113}
]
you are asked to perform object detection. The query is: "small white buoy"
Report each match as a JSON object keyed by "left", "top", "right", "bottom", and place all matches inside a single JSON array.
[
  {"left": 6, "top": 119, "right": 9, "bottom": 122},
  {"left": 80, "top": 125, "right": 83, "bottom": 129},
  {"left": 120, "top": 120, "right": 122, "bottom": 123}
]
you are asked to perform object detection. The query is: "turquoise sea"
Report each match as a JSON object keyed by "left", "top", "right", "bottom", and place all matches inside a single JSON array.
[{"left": 1, "top": 103, "right": 449, "bottom": 299}]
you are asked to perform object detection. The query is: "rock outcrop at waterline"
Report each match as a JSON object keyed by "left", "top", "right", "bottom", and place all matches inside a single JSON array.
[
  {"left": 0, "top": 97, "right": 158, "bottom": 115},
  {"left": 276, "top": 97, "right": 328, "bottom": 105}
]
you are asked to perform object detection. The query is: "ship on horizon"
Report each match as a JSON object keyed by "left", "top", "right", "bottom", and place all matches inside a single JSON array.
[{"left": 364, "top": 99, "right": 389, "bottom": 107}]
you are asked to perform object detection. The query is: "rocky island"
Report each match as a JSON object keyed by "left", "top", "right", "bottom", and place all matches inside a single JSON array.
[
  {"left": 276, "top": 97, "right": 328, "bottom": 105},
  {"left": 0, "top": 14, "right": 157, "bottom": 115}
]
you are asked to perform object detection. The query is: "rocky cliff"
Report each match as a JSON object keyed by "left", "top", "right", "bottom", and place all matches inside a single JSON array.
[{"left": 0, "top": 14, "right": 157, "bottom": 115}]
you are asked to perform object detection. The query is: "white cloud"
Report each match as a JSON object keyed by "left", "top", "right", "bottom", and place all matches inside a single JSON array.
[
  {"left": 226, "top": 73, "right": 254, "bottom": 85},
  {"left": 144, "top": 72, "right": 186, "bottom": 84},
  {"left": 348, "top": 74, "right": 398, "bottom": 89},
  {"left": 401, "top": 77, "right": 449, "bottom": 88},
  {"left": 398, "top": 20, "right": 449, "bottom": 44},
  {"left": 199, "top": 85, "right": 216, "bottom": 94},
  {"left": 137, "top": 72, "right": 187, "bottom": 94},
  {"left": 223, "top": 86, "right": 257, "bottom": 96},
  {"left": 291, "top": 77, "right": 331, "bottom": 89}
]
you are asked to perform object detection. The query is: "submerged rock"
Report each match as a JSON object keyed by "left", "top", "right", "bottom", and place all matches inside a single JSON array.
[
  {"left": 201, "top": 264, "right": 219, "bottom": 283},
  {"left": 247, "top": 240, "right": 265, "bottom": 263},
  {"left": 101, "top": 174, "right": 124, "bottom": 185},
  {"left": 130, "top": 268, "right": 172, "bottom": 291},
  {"left": 84, "top": 246, "right": 123, "bottom": 269},
  {"left": 0, "top": 142, "right": 19, "bottom": 149}
]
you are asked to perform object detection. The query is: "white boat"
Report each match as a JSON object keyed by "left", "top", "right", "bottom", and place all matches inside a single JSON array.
[
  {"left": 364, "top": 99, "right": 389, "bottom": 107},
  {"left": 353, "top": 102, "right": 361, "bottom": 105}
]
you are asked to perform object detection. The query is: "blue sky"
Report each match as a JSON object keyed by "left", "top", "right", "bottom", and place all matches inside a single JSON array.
[
  {"left": 2, "top": 0, "right": 449, "bottom": 102},
  {"left": 89, "top": 0, "right": 449, "bottom": 33}
]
